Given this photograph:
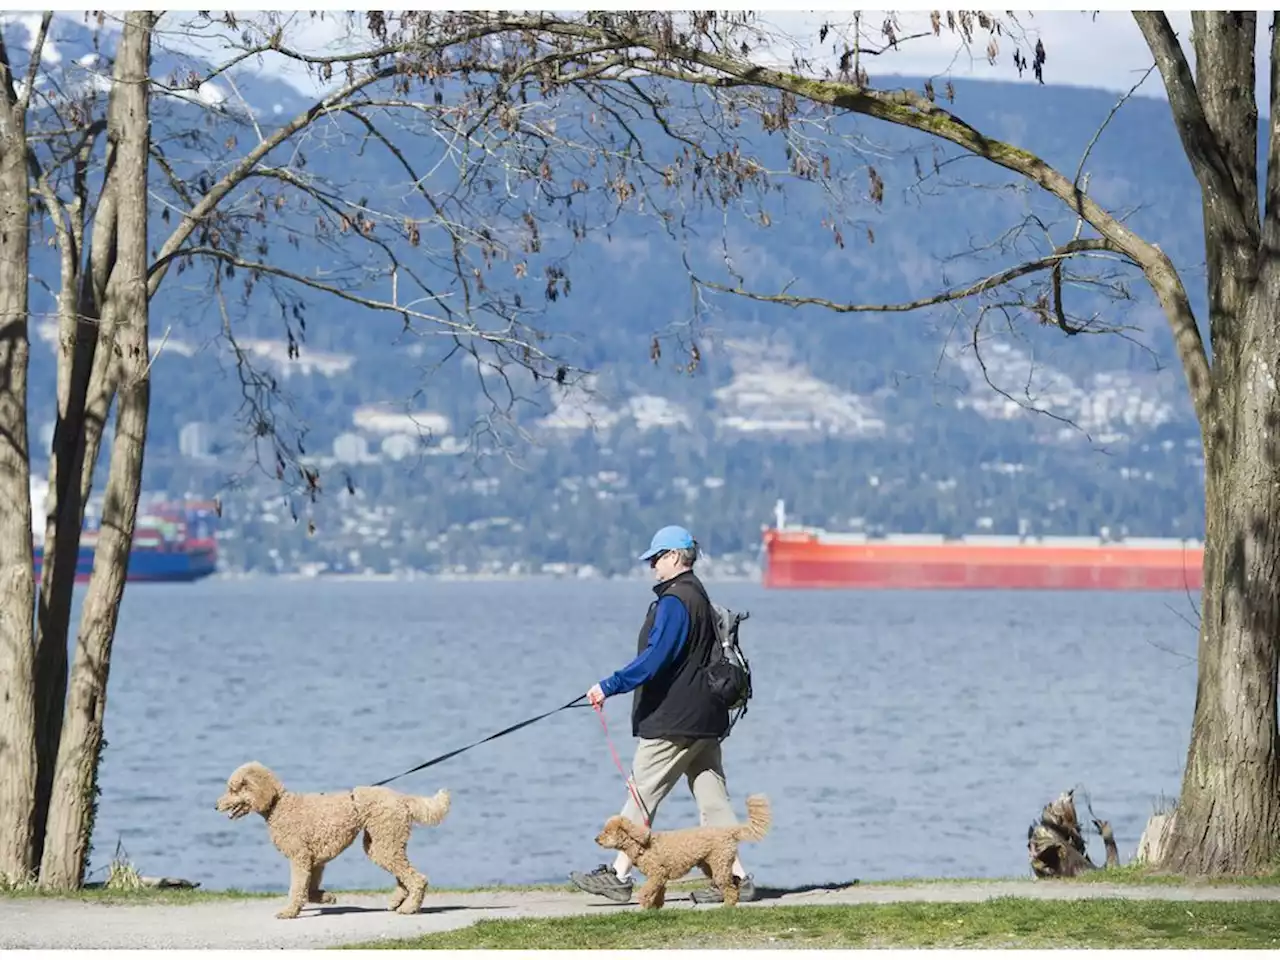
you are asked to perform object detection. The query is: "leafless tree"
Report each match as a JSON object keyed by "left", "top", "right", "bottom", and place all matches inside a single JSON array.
[
  {"left": 405, "top": 10, "right": 1265, "bottom": 876},
  {"left": 0, "top": 10, "right": 614, "bottom": 889},
  {"left": 0, "top": 7, "right": 1256, "bottom": 888}
]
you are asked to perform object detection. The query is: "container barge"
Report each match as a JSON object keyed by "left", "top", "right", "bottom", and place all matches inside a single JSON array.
[{"left": 30, "top": 479, "right": 219, "bottom": 583}]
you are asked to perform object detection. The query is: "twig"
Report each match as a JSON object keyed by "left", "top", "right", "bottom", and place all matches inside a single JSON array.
[{"left": 138, "top": 324, "right": 173, "bottom": 381}]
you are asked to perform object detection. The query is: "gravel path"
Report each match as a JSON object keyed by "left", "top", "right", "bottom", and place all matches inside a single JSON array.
[{"left": 5, "top": 881, "right": 1280, "bottom": 949}]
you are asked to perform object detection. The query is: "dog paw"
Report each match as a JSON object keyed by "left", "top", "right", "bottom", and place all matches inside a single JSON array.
[
  {"left": 275, "top": 908, "right": 302, "bottom": 920},
  {"left": 310, "top": 891, "right": 337, "bottom": 905},
  {"left": 394, "top": 901, "right": 421, "bottom": 915}
]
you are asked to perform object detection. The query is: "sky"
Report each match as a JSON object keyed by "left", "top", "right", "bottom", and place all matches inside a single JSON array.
[
  {"left": 132, "top": 9, "right": 1261, "bottom": 109},
  {"left": 5, "top": 8, "right": 1272, "bottom": 114},
  {"left": 767, "top": 10, "right": 1269, "bottom": 106}
]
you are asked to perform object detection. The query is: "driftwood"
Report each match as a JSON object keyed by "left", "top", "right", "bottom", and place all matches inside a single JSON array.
[
  {"left": 85, "top": 875, "right": 201, "bottom": 890},
  {"left": 1134, "top": 811, "right": 1175, "bottom": 865},
  {"left": 85, "top": 840, "right": 202, "bottom": 891},
  {"left": 1027, "top": 789, "right": 1119, "bottom": 878}
]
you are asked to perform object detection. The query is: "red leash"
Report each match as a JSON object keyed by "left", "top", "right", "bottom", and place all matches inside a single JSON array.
[{"left": 594, "top": 703, "right": 651, "bottom": 827}]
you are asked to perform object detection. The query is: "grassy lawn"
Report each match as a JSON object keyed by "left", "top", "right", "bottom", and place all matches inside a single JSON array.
[
  {"left": 7, "top": 866, "right": 1280, "bottom": 906},
  {"left": 865, "top": 865, "right": 1280, "bottom": 887},
  {"left": 345, "top": 899, "right": 1280, "bottom": 950},
  {"left": 8, "top": 874, "right": 1280, "bottom": 948},
  {"left": 1066, "top": 864, "right": 1280, "bottom": 886},
  {"left": 0, "top": 883, "right": 276, "bottom": 905},
  {"left": 0, "top": 878, "right": 717, "bottom": 904}
]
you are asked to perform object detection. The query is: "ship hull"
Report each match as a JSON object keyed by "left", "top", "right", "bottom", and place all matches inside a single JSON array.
[
  {"left": 763, "top": 530, "right": 1204, "bottom": 591},
  {"left": 33, "top": 543, "right": 218, "bottom": 584},
  {"left": 27, "top": 483, "right": 220, "bottom": 584}
]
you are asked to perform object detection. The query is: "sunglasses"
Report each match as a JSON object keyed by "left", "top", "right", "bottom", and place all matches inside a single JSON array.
[{"left": 648, "top": 551, "right": 669, "bottom": 568}]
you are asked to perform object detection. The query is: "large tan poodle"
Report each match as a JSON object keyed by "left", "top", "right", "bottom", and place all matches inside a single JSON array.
[
  {"left": 595, "top": 794, "right": 771, "bottom": 909},
  {"left": 215, "top": 761, "right": 450, "bottom": 919}
]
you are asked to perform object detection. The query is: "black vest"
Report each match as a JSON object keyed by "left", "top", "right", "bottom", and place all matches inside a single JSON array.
[{"left": 630, "top": 570, "right": 729, "bottom": 740}]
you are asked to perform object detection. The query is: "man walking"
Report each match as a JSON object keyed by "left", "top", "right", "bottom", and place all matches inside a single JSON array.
[{"left": 570, "top": 524, "right": 755, "bottom": 904}]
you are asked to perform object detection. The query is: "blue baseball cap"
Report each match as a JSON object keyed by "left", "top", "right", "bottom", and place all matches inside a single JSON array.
[{"left": 639, "top": 525, "right": 695, "bottom": 561}]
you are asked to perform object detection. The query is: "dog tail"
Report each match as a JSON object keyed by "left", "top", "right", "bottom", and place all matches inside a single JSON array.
[
  {"left": 733, "top": 794, "right": 771, "bottom": 843},
  {"left": 409, "top": 788, "right": 451, "bottom": 826}
]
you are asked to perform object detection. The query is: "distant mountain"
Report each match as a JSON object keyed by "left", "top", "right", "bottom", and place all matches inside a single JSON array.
[{"left": 10, "top": 16, "right": 1211, "bottom": 576}]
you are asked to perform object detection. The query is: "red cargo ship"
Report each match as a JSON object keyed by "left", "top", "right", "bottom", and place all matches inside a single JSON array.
[{"left": 761, "top": 502, "right": 1203, "bottom": 591}]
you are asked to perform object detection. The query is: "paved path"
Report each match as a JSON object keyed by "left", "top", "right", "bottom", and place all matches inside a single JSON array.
[{"left": 5, "top": 881, "right": 1280, "bottom": 949}]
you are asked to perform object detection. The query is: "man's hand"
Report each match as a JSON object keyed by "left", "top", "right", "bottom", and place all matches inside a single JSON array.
[{"left": 587, "top": 683, "right": 606, "bottom": 708}]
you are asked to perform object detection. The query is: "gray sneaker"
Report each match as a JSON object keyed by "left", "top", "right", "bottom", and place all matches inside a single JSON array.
[
  {"left": 569, "top": 864, "right": 633, "bottom": 903},
  {"left": 690, "top": 874, "right": 756, "bottom": 904}
]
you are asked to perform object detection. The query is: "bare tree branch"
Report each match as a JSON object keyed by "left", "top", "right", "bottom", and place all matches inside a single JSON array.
[
  {"left": 1073, "top": 62, "right": 1157, "bottom": 193},
  {"left": 1132, "top": 12, "right": 1257, "bottom": 244},
  {"left": 167, "top": 245, "right": 569, "bottom": 366},
  {"left": 17, "top": 12, "right": 52, "bottom": 117},
  {"left": 145, "top": 16, "right": 536, "bottom": 298},
  {"left": 696, "top": 238, "right": 1123, "bottom": 324},
  {"left": 969, "top": 303, "right": 1091, "bottom": 438},
  {"left": 1189, "top": 12, "right": 1260, "bottom": 231},
  {"left": 1265, "top": 14, "right": 1280, "bottom": 251},
  {"left": 500, "top": 14, "right": 1213, "bottom": 430},
  {"left": 0, "top": 28, "right": 17, "bottom": 109}
]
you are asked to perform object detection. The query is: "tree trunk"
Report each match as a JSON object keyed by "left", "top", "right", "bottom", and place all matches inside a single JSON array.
[
  {"left": 31, "top": 282, "right": 104, "bottom": 872},
  {"left": 1158, "top": 287, "right": 1280, "bottom": 874},
  {"left": 0, "top": 41, "right": 37, "bottom": 885},
  {"left": 1146, "top": 13, "right": 1280, "bottom": 874},
  {"left": 38, "top": 13, "right": 151, "bottom": 890},
  {"left": 30, "top": 161, "right": 115, "bottom": 874},
  {"left": 1027, "top": 789, "right": 1120, "bottom": 877}
]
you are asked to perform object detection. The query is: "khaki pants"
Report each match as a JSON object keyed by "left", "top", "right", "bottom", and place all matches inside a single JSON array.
[{"left": 612, "top": 736, "right": 747, "bottom": 880}]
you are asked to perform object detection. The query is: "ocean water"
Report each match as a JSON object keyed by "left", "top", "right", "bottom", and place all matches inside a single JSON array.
[{"left": 78, "top": 578, "right": 1199, "bottom": 892}]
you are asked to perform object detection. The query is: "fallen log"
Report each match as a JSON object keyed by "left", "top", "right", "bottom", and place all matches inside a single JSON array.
[
  {"left": 140, "top": 875, "right": 201, "bottom": 889},
  {"left": 85, "top": 875, "right": 201, "bottom": 890},
  {"left": 83, "top": 880, "right": 200, "bottom": 896},
  {"left": 1027, "top": 789, "right": 1119, "bottom": 878}
]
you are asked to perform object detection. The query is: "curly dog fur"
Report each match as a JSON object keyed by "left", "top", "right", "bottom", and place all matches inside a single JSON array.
[
  {"left": 215, "top": 761, "right": 450, "bottom": 919},
  {"left": 595, "top": 795, "right": 771, "bottom": 909}
]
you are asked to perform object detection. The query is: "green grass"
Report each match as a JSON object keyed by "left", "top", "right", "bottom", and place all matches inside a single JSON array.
[
  {"left": 862, "top": 875, "right": 1018, "bottom": 887},
  {"left": 0, "top": 883, "right": 579, "bottom": 905},
  {"left": 0, "top": 884, "right": 275, "bottom": 905},
  {"left": 1066, "top": 864, "right": 1280, "bottom": 886},
  {"left": 344, "top": 899, "right": 1280, "bottom": 950},
  {"left": 0, "top": 877, "right": 715, "bottom": 904},
  {"left": 866, "top": 866, "right": 1280, "bottom": 888},
  {"left": 7, "top": 867, "right": 1280, "bottom": 907}
]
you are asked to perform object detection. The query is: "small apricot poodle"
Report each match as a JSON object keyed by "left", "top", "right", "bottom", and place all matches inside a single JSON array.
[
  {"left": 215, "top": 761, "right": 450, "bottom": 919},
  {"left": 595, "top": 794, "right": 771, "bottom": 909}
]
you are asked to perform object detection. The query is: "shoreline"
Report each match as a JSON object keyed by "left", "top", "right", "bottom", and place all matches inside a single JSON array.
[
  {"left": 207, "top": 569, "right": 764, "bottom": 584},
  {"left": 6, "top": 876, "right": 1280, "bottom": 950},
  {"left": 13, "top": 864, "right": 1280, "bottom": 901}
]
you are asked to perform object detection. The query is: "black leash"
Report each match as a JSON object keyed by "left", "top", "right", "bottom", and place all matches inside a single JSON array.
[{"left": 370, "top": 693, "right": 590, "bottom": 787}]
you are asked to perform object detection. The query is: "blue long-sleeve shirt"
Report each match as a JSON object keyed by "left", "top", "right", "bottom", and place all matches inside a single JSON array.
[{"left": 599, "top": 595, "right": 690, "bottom": 697}]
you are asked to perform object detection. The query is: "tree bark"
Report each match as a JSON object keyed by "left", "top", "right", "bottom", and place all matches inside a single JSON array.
[
  {"left": 0, "top": 34, "right": 37, "bottom": 885},
  {"left": 30, "top": 147, "right": 115, "bottom": 874},
  {"left": 38, "top": 12, "right": 151, "bottom": 890},
  {"left": 1027, "top": 789, "right": 1120, "bottom": 877},
  {"left": 1158, "top": 290, "right": 1280, "bottom": 873},
  {"left": 1148, "top": 13, "right": 1280, "bottom": 875}
]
